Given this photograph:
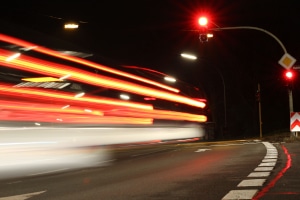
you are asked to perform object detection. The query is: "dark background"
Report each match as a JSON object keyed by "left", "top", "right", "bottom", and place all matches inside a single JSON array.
[{"left": 1, "top": 0, "right": 300, "bottom": 139}]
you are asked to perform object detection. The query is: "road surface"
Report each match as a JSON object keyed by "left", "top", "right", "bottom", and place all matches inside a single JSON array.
[{"left": 0, "top": 140, "right": 290, "bottom": 200}]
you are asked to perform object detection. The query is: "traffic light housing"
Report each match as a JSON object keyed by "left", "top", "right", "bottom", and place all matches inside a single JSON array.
[
  {"left": 284, "top": 70, "right": 295, "bottom": 88},
  {"left": 199, "top": 34, "right": 208, "bottom": 42},
  {"left": 198, "top": 16, "right": 209, "bottom": 42}
]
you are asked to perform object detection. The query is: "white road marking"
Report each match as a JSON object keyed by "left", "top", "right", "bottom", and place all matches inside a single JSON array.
[
  {"left": 254, "top": 167, "right": 274, "bottom": 171},
  {"left": 222, "top": 142, "right": 279, "bottom": 200},
  {"left": 262, "top": 158, "right": 277, "bottom": 162},
  {"left": 259, "top": 162, "right": 276, "bottom": 167},
  {"left": 29, "top": 168, "right": 69, "bottom": 176},
  {"left": 222, "top": 189, "right": 258, "bottom": 200},
  {"left": 195, "top": 148, "right": 211, "bottom": 152},
  {"left": 210, "top": 144, "right": 229, "bottom": 147},
  {"left": 248, "top": 172, "right": 270, "bottom": 177},
  {"left": 0, "top": 191, "right": 46, "bottom": 200},
  {"left": 264, "top": 155, "right": 277, "bottom": 159},
  {"left": 238, "top": 179, "right": 266, "bottom": 187},
  {"left": 7, "top": 181, "right": 22, "bottom": 185}
]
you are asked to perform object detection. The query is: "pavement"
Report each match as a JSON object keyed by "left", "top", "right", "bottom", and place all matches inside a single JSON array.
[{"left": 259, "top": 140, "right": 300, "bottom": 200}]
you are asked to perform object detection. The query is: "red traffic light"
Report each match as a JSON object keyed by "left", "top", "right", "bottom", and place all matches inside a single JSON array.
[
  {"left": 285, "top": 70, "right": 294, "bottom": 80},
  {"left": 198, "top": 17, "right": 208, "bottom": 26}
]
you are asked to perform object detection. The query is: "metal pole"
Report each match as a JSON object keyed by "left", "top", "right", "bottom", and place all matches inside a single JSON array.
[
  {"left": 212, "top": 66, "right": 227, "bottom": 129},
  {"left": 288, "top": 87, "right": 295, "bottom": 137},
  {"left": 211, "top": 26, "right": 288, "bottom": 54},
  {"left": 257, "top": 83, "right": 262, "bottom": 138}
]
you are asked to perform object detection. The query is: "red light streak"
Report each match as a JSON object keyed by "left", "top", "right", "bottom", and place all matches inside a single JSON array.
[
  {"left": 0, "top": 33, "right": 179, "bottom": 93},
  {"left": 104, "top": 109, "right": 207, "bottom": 122},
  {"left": 0, "top": 83, "right": 153, "bottom": 111},
  {"left": 0, "top": 51, "right": 206, "bottom": 108},
  {"left": 0, "top": 111, "right": 153, "bottom": 125}
]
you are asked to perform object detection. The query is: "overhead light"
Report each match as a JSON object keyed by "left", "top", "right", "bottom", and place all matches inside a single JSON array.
[
  {"left": 164, "top": 76, "right": 176, "bottom": 83},
  {"left": 120, "top": 94, "right": 130, "bottom": 100},
  {"left": 180, "top": 53, "right": 197, "bottom": 60},
  {"left": 64, "top": 23, "right": 79, "bottom": 29}
]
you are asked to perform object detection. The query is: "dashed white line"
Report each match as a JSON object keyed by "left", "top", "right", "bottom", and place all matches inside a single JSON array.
[
  {"left": 29, "top": 168, "right": 69, "bottom": 176},
  {"left": 238, "top": 179, "right": 266, "bottom": 187},
  {"left": 262, "top": 158, "right": 277, "bottom": 162},
  {"left": 222, "top": 189, "right": 258, "bottom": 200},
  {"left": 222, "top": 142, "right": 278, "bottom": 199},
  {"left": 0, "top": 191, "right": 46, "bottom": 200},
  {"left": 254, "top": 167, "right": 274, "bottom": 171},
  {"left": 264, "top": 155, "right": 277, "bottom": 159},
  {"left": 259, "top": 162, "right": 276, "bottom": 167},
  {"left": 248, "top": 172, "right": 270, "bottom": 177}
]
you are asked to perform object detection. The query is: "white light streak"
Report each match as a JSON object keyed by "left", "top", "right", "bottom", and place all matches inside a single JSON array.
[
  {"left": 164, "top": 76, "right": 176, "bottom": 83},
  {"left": 180, "top": 53, "right": 197, "bottom": 60},
  {"left": 120, "top": 94, "right": 130, "bottom": 100},
  {"left": 6, "top": 53, "right": 21, "bottom": 61}
]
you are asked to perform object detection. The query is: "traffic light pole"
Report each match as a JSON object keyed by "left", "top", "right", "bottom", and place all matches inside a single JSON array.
[
  {"left": 210, "top": 26, "right": 293, "bottom": 138},
  {"left": 211, "top": 26, "right": 288, "bottom": 54}
]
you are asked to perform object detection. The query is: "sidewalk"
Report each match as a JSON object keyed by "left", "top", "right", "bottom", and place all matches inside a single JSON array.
[{"left": 260, "top": 141, "right": 300, "bottom": 200}]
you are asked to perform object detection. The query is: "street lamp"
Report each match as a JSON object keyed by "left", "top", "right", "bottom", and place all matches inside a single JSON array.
[{"left": 181, "top": 53, "right": 227, "bottom": 132}]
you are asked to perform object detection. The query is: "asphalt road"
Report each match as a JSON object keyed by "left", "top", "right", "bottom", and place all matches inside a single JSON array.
[{"left": 0, "top": 140, "right": 297, "bottom": 200}]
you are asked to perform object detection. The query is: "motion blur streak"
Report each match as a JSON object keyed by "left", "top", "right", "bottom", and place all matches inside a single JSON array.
[
  {"left": 0, "top": 52, "right": 205, "bottom": 108},
  {"left": 0, "top": 83, "right": 153, "bottom": 111},
  {"left": 104, "top": 109, "right": 207, "bottom": 122},
  {"left": 0, "top": 84, "right": 204, "bottom": 123},
  {"left": 0, "top": 124, "right": 204, "bottom": 180},
  {"left": 0, "top": 33, "right": 180, "bottom": 93}
]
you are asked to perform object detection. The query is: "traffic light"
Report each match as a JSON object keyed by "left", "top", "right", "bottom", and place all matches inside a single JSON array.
[
  {"left": 198, "top": 16, "right": 209, "bottom": 42},
  {"left": 285, "top": 70, "right": 294, "bottom": 80},
  {"left": 198, "top": 17, "right": 208, "bottom": 27},
  {"left": 284, "top": 70, "right": 295, "bottom": 88}
]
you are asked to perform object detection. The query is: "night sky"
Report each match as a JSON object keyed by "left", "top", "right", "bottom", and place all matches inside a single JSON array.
[{"left": 1, "top": 0, "right": 300, "bottom": 138}]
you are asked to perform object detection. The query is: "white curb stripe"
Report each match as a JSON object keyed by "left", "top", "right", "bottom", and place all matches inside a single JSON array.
[
  {"left": 222, "top": 142, "right": 278, "bottom": 200},
  {"left": 222, "top": 189, "right": 258, "bottom": 200},
  {"left": 265, "top": 155, "right": 277, "bottom": 159},
  {"left": 259, "top": 162, "right": 276, "bottom": 166},
  {"left": 254, "top": 166, "right": 274, "bottom": 171},
  {"left": 248, "top": 172, "right": 270, "bottom": 177},
  {"left": 238, "top": 179, "right": 266, "bottom": 187},
  {"left": 262, "top": 158, "right": 277, "bottom": 162}
]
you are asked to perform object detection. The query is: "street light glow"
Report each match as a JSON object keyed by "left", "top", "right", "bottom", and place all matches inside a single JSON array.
[
  {"left": 180, "top": 53, "right": 197, "bottom": 60},
  {"left": 120, "top": 94, "right": 130, "bottom": 100},
  {"left": 164, "top": 76, "right": 176, "bottom": 83},
  {"left": 64, "top": 23, "right": 79, "bottom": 29}
]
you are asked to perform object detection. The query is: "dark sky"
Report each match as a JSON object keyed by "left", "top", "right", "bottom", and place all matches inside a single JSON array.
[{"left": 1, "top": 0, "right": 300, "bottom": 138}]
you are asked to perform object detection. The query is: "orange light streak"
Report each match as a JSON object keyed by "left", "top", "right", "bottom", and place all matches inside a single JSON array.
[
  {"left": 104, "top": 109, "right": 207, "bottom": 122},
  {"left": 0, "top": 100, "right": 103, "bottom": 116},
  {"left": 0, "top": 33, "right": 180, "bottom": 93},
  {"left": 0, "top": 51, "right": 206, "bottom": 108},
  {"left": 0, "top": 111, "right": 153, "bottom": 125},
  {"left": 0, "top": 83, "right": 153, "bottom": 111}
]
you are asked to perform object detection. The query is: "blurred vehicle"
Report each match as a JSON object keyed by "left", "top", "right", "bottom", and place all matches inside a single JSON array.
[{"left": 0, "top": 19, "right": 208, "bottom": 180}]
